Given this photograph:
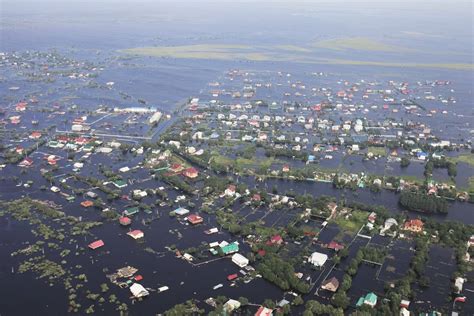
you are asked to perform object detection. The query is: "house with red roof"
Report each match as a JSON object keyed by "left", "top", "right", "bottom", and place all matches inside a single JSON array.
[
  {"left": 255, "top": 306, "right": 273, "bottom": 316},
  {"left": 18, "top": 157, "right": 33, "bottom": 167},
  {"left": 119, "top": 216, "right": 132, "bottom": 226},
  {"left": 368, "top": 212, "right": 377, "bottom": 223},
  {"left": 311, "top": 104, "right": 321, "bottom": 111},
  {"left": 73, "top": 117, "right": 84, "bottom": 125},
  {"left": 327, "top": 241, "right": 344, "bottom": 251},
  {"left": 88, "top": 239, "right": 104, "bottom": 250},
  {"left": 80, "top": 200, "right": 94, "bottom": 208},
  {"left": 74, "top": 137, "right": 88, "bottom": 145},
  {"left": 183, "top": 167, "right": 199, "bottom": 179},
  {"left": 187, "top": 214, "right": 203, "bottom": 225},
  {"left": 267, "top": 235, "right": 283, "bottom": 246},
  {"left": 15, "top": 102, "right": 27, "bottom": 112},
  {"left": 134, "top": 275, "right": 143, "bottom": 282},
  {"left": 337, "top": 91, "right": 346, "bottom": 98},
  {"left": 15, "top": 145, "right": 24, "bottom": 154},
  {"left": 46, "top": 155, "right": 59, "bottom": 165},
  {"left": 227, "top": 273, "right": 238, "bottom": 281},
  {"left": 9, "top": 116, "right": 21, "bottom": 124},
  {"left": 29, "top": 131, "right": 42, "bottom": 139},
  {"left": 57, "top": 135, "right": 69, "bottom": 143},
  {"left": 170, "top": 163, "right": 183, "bottom": 173},
  {"left": 127, "top": 230, "right": 144, "bottom": 240},
  {"left": 403, "top": 219, "right": 424, "bottom": 233}
]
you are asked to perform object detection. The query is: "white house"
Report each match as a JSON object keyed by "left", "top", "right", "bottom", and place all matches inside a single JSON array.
[
  {"left": 308, "top": 252, "right": 328, "bottom": 267},
  {"left": 232, "top": 253, "right": 249, "bottom": 268},
  {"left": 130, "top": 283, "right": 149, "bottom": 298}
]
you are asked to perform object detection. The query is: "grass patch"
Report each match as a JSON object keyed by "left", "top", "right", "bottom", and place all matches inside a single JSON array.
[
  {"left": 463, "top": 176, "right": 474, "bottom": 193},
  {"left": 450, "top": 153, "right": 474, "bottom": 167},
  {"left": 120, "top": 44, "right": 474, "bottom": 71},
  {"left": 368, "top": 146, "right": 386, "bottom": 156},
  {"left": 120, "top": 45, "right": 277, "bottom": 62},
  {"left": 312, "top": 37, "right": 407, "bottom": 52},
  {"left": 274, "top": 45, "right": 311, "bottom": 52},
  {"left": 210, "top": 153, "right": 233, "bottom": 167},
  {"left": 332, "top": 210, "right": 367, "bottom": 236},
  {"left": 323, "top": 58, "right": 474, "bottom": 71}
]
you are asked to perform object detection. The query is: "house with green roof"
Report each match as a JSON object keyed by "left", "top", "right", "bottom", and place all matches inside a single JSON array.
[
  {"left": 124, "top": 207, "right": 139, "bottom": 216},
  {"left": 113, "top": 180, "right": 128, "bottom": 188},
  {"left": 48, "top": 140, "right": 60, "bottom": 148},
  {"left": 82, "top": 144, "right": 94, "bottom": 152},
  {"left": 356, "top": 292, "right": 377, "bottom": 308},
  {"left": 218, "top": 242, "right": 239, "bottom": 255}
]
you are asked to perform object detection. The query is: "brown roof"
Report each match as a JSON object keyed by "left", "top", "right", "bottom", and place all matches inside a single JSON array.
[{"left": 321, "top": 277, "right": 339, "bottom": 292}]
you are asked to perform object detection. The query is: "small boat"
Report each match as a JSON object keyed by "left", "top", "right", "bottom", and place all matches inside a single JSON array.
[
  {"left": 204, "top": 227, "right": 218, "bottom": 235},
  {"left": 213, "top": 284, "right": 223, "bottom": 290}
]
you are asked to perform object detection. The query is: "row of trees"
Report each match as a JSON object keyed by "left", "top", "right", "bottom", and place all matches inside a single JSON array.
[{"left": 399, "top": 190, "right": 448, "bottom": 214}]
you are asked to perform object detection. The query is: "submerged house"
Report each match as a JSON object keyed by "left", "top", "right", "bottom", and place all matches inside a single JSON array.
[
  {"left": 113, "top": 180, "right": 128, "bottom": 189},
  {"left": 356, "top": 292, "right": 378, "bottom": 308},
  {"left": 119, "top": 216, "right": 132, "bottom": 226},
  {"left": 81, "top": 200, "right": 94, "bottom": 208},
  {"left": 129, "top": 283, "right": 149, "bottom": 298},
  {"left": 187, "top": 214, "right": 203, "bottom": 225},
  {"left": 18, "top": 157, "right": 33, "bottom": 167},
  {"left": 218, "top": 242, "right": 239, "bottom": 255},
  {"left": 88, "top": 239, "right": 104, "bottom": 250},
  {"left": 231, "top": 253, "right": 249, "bottom": 268},
  {"left": 123, "top": 207, "right": 139, "bottom": 216},
  {"left": 127, "top": 230, "right": 144, "bottom": 240},
  {"left": 174, "top": 207, "right": 190, "bottom": 216}
]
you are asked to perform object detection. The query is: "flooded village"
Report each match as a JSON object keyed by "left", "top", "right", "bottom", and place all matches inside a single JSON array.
[
  {"left": 1, "top": 1, "right": 474, "bottom": 315},
  {"left": 0, "top": 47, "right": 473, "bottom": 316}
]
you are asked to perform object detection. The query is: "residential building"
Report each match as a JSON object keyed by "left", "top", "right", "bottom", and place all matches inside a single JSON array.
[
  {"left": 187, "top": 214, "right": 203, "bottom": 225},
  {"left": 127, "top": 230, "right": 144, "bottom": 240},
  {"left": 88, "top": 240, "right": 104, "bottom": 250},
  {"left": 232, "top": 253, "right": 249, "bottom": 267},
  {"left": 130, "top": 283, "right": 149, "bottom": 298},
  {"left": 403, "top": 219, "right": 424, "bottom": 233},
  {"left": 356, "top": 292, "right": 378, "bottom": 308},
  {"left": 321, "top": 277, "right": 339, "bottom": 292},
  {"left": 308, "top": 252, "right": 328, "bottom": 267}
]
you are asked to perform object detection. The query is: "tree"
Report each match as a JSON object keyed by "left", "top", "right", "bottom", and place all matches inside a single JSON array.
[
  {"left": 292, "top": 295, "right": 304, "bottom": 306},
  {"left": 400, "top": 157, "right": 410, "bottom": 168},
  {"left": 238, "top": 297, "right": 249, "bottom": 306},
  {"left": 332, "top": 292, "right": 349, "bottom": 309},
  {"left": 264, "top": 299, "right": 276, "bottom": 309},
  {"left": 447, "top": 162, "right": 457, "bottom": 177}
]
